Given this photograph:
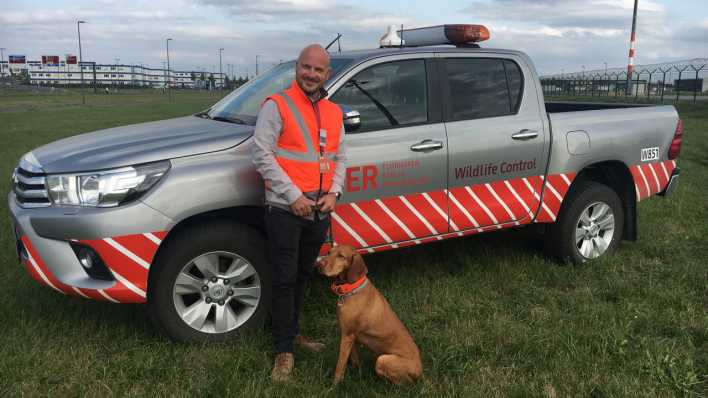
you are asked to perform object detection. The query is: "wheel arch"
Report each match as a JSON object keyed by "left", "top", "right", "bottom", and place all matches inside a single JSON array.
[
  {"left": 569, "top": 160, "right": 636, "bottom": 241},
  {"left": 147, "top": 205, "right": 266, "bottom": 299}
]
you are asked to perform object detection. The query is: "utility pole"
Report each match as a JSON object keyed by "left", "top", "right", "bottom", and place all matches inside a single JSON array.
[
  {"left": 626, "top": 0, "right": 639, "bottom": 96},
  {"left": 166, "top": 38, "right": 172, "bottom": 101},
  {"left": 77, "top": 20, "right": 86, "bottom": 104},
  {"left": 219, "top": 48, "right": 224, "bottom": 91},
  {"left": 255, "top": 54, "right": 260, "bottom": 76}
]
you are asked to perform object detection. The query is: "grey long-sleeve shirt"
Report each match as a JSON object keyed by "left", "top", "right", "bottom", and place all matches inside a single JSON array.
[{"left": 251, "top": 99, "right": 347, "bottom": 209}]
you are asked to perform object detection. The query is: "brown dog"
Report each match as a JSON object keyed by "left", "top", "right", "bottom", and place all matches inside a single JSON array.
[{"left": 318, "top": 245, "right": 422, "bottom": 385}]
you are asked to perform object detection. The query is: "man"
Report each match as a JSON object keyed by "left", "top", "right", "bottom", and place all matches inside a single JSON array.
[{"left": 252, "top": 44, "right": 347, "bottom": 382}]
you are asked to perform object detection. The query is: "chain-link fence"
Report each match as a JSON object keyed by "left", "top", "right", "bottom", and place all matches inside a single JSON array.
[{"left": 541, "top": 58, "right": 708, "bottom": 103}]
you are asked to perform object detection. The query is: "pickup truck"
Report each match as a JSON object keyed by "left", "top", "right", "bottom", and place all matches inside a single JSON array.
[{"left": 9, "top": 25, "right": 682, "bottom": 342}]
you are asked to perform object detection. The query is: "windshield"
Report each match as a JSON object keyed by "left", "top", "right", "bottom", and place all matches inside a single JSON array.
[{"left": 207, "top": 58, "right": 353, "bottom": 125}]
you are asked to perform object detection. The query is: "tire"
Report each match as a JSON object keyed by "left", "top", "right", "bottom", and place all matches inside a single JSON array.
[
  {"left": 147, "top": 221, "right": 271, "bottom": 343},
  {"left": 545, "top": 181, "right": 624, "bottom": 264}
]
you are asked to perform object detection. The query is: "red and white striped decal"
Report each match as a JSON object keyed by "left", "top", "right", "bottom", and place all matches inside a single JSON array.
[
  {"left": 21, "top": 236, "right": 72, "bottom": 295},
  {"left": 332, "top": 191, "right": 448, "bottom": 250},
  {"left": 630, "top": 160, "right": 676, "bottom": 202},
  {"left": 20, "top": 231, "right": 167, "bottom": 304},
  {"left": 77, "top": 231, "right": 167, "bottom": 303},
  {"left": 533, "top": 173, "right": 576, "bottom": 223},
  {"left": 331, "top": 173, "right": 574, "bottom": 254}
]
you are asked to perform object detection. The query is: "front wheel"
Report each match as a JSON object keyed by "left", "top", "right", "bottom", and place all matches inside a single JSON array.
[
  {"left": 545, "top": 181, "right": 624, "bottom": 264},
  {"left": 147, "top": 222, "right": 271, "bottom": 342}
]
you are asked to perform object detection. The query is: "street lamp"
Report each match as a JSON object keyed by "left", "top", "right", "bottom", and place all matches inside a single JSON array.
[
  {"left": 219, "top": 47, "right": 224, "bottom": 91},
  {"left": 166, "top": 38, "right": 172, "bottom": 101},
  {"left": 77, "top": 20, "right": 86, "bottom": 104},
  {"left": 0, "top": 48, "right": 5, "bottom": 78}
]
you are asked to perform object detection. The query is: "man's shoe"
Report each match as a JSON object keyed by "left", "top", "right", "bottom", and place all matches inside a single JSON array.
[
  {"left": 271, "top": 352, "right": 294, "bottom": 383},
  {"left": 294, "top": 334, "right": 326, "bottom": 353}
]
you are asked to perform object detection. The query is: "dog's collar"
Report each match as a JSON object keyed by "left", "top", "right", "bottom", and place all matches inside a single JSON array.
[{"left": 331, "top": 276, "right": 368, "bottom": 299}]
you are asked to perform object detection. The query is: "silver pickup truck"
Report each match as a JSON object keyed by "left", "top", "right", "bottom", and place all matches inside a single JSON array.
[{"left": 9, "top": 38, "right": 682, "bottom": 342}]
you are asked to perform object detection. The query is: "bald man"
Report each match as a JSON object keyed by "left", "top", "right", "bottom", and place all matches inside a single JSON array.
[{"left": 252, "top": 44, "right": 347, "bottom": 382}]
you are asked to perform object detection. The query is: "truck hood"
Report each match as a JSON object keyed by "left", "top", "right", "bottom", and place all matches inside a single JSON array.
[{"left": 31, "top": 115, "right": 253, "bottom": 173}]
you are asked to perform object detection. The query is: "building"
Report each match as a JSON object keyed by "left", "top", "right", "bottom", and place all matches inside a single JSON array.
[
  {"left": 1, "top": 59, "right": 225, "bottom": 88},
  {"left": 674, "top": 78, "right": 708, "bottom": 93}
]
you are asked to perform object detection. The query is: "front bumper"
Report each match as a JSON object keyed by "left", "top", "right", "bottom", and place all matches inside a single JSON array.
[{"left": 9, "top": 192, "right": 173, "bottom": 303}]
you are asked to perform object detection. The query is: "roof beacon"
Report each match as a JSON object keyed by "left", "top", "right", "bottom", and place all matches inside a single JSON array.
[
  {"left": 380, "top": 24, "right": 490, "bottom": 48},
  {"left": 379, "top": 25, "right": 405, "bottom": 47}
]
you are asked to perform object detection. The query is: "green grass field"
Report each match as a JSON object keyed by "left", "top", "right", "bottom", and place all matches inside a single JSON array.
[{"left": 1, "top": 89, "right": 706, "bottom": 397}]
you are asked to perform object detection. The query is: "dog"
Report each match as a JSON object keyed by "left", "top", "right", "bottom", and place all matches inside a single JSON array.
[{"left": 318, "top": 245, "right": 422, "bottom": 385}]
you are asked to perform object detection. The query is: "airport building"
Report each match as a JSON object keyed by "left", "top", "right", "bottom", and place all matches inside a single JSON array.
[{"left": 0, "top": 56, "right": 225, "bottom": 88}]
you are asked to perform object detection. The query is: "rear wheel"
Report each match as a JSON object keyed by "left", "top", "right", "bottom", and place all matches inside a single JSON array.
[
  {"left": 545, "top": 181, "right": 624, "bottom": 264},
  {"left": 147, "top": 221, "right": 270, "bottom": 342}
]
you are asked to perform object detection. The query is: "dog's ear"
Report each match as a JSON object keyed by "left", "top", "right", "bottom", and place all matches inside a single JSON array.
[{"left": 346, "top": 252, "right": 368, "bottom": 283}]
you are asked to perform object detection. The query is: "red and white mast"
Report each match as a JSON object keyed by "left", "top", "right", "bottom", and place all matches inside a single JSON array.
[{"left": 626, "top": 0, "right": 639, "bottom": 95}]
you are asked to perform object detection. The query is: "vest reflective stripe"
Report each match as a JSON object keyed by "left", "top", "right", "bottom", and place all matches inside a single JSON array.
[
  {"left": 275, "top": 148, "right": 337, "bottom": 162},
  {"left": 275, "top": 147, "right": 317, "bottom": 162},
  {"left": 278, "top": 91, "right": 317, "bottom": 156}
]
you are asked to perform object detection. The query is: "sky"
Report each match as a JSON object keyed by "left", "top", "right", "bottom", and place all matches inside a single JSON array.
[{"left": 1, "top": 0, "right": 707, "bottom": 76}]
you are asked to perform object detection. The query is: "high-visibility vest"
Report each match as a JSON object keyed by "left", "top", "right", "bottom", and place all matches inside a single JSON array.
[{"left": 267, "top": 80, "right": 343, "bottom": 194}]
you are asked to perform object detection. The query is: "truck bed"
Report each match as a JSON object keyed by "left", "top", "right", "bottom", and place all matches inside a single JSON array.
[{"left": 545, "top": 101, "right": 652, "bottom": 113}]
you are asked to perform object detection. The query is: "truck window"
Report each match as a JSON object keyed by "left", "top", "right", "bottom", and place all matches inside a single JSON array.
[
  {"left": 503, "top": 60, "right": 524, "bottom": 113},
  {"left": 442, "top": 58, "right": 523, "bottom": 121},
  {"left": 330, "top": 59, "right": 428, "bottom": 133}
]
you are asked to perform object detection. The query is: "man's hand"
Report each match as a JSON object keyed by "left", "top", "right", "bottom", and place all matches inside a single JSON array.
[
  {"left": 317, "top": 192, "right": 338, "bottom": 213},
  {"left": 290, "top": 195, "right": 316, "bottom": 217}
]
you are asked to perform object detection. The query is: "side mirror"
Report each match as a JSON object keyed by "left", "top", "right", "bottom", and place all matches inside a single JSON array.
[{"left": 343, "top": 109, "right": 361, "bottom": 132}]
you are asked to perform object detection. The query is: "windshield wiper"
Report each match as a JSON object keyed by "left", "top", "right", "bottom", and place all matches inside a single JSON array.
[
  {"left": 348, "top": 79, "right": 398, "bottom": 126},
  {"left": 211, "top": 116, "right": 249, "bottom": 125},
  {"left": 194, "top": 110, "right": 211, "bottom": 119}
]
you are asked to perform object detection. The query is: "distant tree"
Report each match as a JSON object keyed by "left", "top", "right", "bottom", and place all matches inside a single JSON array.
[
  {"left": 20, "top": 70, "right": 31, "bottom": 85},
  {"left": 190, "top": 72, "right": 196, "bottom": 81}
]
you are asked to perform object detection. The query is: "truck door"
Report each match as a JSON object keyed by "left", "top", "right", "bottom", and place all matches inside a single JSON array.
[
  {"left": 440, "top": 54, "right": 549, "bottom": 231},
  {"left": 328, "top": 54, "right": 448, "bottom": 251}
]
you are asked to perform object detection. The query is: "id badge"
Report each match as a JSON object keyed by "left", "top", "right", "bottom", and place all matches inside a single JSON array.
[
  {"left": 318, "top": 128, "right": 330, "bottom": 173},
  {"left": 319, "top": 128, "right": 327, "bottom": 149},
  {"left": 319, "top": 155, "right": 330, "bottom": 173}
]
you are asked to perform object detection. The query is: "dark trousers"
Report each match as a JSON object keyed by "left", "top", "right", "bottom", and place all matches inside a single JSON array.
[{"left": 265, "top": 206, "right": 330, "bottom": 353}]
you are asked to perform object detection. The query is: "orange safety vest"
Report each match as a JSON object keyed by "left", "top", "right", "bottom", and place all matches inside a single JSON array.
[{"left": 267, "top": 80, "right": 343, "bottom": 194}]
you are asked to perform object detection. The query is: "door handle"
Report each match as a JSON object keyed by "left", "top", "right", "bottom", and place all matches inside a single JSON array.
[
  {"left": 410, "top": 139, "right": 444, "bottom": 152},
  {"left": 511, "top": 129, "right": 539, "bottom": 140}
]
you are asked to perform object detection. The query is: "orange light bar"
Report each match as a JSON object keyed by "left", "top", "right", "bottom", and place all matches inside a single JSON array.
[{"left": 444, "top": 24, "right": 490, "bottom": 44}]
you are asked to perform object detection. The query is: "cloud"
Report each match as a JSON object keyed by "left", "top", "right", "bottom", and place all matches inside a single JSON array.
[{"left": 2, "top": 0, "right": 707, "bottom": 77}]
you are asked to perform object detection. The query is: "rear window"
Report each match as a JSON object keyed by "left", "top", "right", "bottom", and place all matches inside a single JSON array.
[{"left": 442, "top": 58, "right": 524, "bottom": 121}]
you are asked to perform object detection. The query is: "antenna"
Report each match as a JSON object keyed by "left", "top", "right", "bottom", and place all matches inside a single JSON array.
[{"left": 325, "top": 33, "right": 343, "bottom": 52}]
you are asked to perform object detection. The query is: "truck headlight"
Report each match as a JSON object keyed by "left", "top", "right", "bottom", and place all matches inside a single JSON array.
[{"left": 46, "top": 161, "right": 170, "bottom": 207}]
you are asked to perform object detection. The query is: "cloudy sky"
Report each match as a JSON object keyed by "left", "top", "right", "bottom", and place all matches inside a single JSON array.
[{"left": 1, "top": 0, "right": 707, "bottom": 75}]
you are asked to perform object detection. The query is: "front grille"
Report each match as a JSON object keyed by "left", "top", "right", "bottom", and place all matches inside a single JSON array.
[{"left": 13, "top": 167, "right": 51, "bottom": 208}]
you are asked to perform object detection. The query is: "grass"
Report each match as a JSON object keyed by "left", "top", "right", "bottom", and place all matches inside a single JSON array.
[{"left": 0, "top": 90, "right": 706, "bottom": 397}]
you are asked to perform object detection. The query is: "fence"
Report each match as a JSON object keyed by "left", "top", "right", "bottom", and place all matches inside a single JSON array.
[{"left": 541, "top": 58, "right": 708, "bottom": 103}]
